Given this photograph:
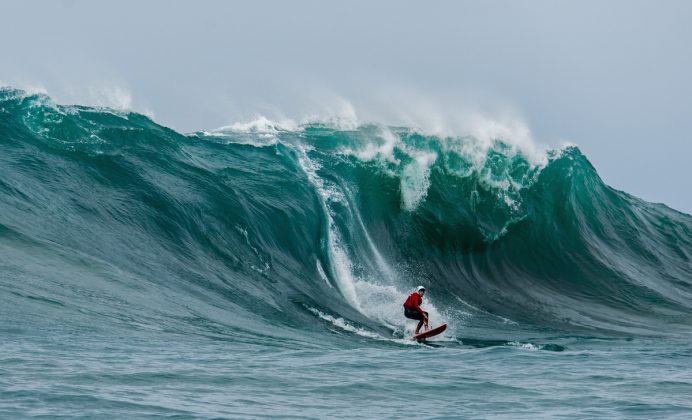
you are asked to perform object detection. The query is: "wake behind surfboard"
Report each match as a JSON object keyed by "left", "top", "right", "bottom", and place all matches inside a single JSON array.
[{"left": 412, "top": 324, "right": 447, "bottom": 341}]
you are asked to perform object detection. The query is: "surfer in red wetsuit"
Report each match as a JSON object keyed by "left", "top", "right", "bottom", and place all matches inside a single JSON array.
[{"left": 403, "top": 286, "right": 429, "bottom": 334}]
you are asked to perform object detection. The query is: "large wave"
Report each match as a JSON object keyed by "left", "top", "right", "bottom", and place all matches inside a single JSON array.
[{"left": 1, "top": 88, "right": 691, "bottom": 345}]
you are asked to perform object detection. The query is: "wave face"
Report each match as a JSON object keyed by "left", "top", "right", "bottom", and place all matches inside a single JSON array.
[{"left": 2, "top": 88, "right": 691, "bottom": 343}]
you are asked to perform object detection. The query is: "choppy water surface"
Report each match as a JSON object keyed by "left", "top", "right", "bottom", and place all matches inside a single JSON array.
[{"left": 4, "top": 333, "right": 692, "bottom": 418}]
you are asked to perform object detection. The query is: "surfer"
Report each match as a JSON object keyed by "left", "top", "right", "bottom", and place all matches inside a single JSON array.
[{"left": 403, "top": 286, "right": 429, "bottom": 334}]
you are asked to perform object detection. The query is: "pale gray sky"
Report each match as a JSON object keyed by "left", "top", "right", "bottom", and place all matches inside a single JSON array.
[{"left": 2, "top": 0, "right": 691, "bottom": 213}]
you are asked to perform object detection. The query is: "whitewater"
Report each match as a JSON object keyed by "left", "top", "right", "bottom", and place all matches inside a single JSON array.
[{"left": 2, "top": 87, "right": 692, "bottom": 418}]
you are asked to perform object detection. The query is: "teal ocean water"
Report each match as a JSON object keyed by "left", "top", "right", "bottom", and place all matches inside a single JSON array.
[{"left": 2, "top": 87, "right": 692, "bottom": 418}]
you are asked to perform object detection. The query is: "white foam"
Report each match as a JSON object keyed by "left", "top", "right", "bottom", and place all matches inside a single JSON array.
[
  {"left": 353, "top": 281, "right": 448, "bottom": 337},
  {"left": 20, "top": 84, "right": 49, "bottom": 96},
  {"left": 360, "top": 86, "right": 549, "bottom": 166},
  {"left": 507, "top": 341, "right": 541, "bottom": 351},
  {"left": 214, "top": 115, "right": 300, "bottom": 135},
  {"left": 464, "top": 113, "right": 546, "bottom": 166},
  {"left": 306, "top": 306, "right": 423, "bottom": 345},
  {"left": 296, "top": 144, "right": 360, "bottom": 308},
  {"left": 345, "top": 127, "right": 401, "bottom": 164},
  {"left": 298, "top": 91, "right": 360, "bottom": 131},
  {"left": 85, "top": 85, "right": 134, "bottom": 110},
  {"left": 400, "top": 150, "right": 437, "bottom": 211},
  {"left": 3, "top": 83, "right": 160, "bottom": 122},
  {"left": 306, "top": 307, "right": 382, "bottom": 340},
  {"left": 204, "top": 116, "right": 302, "bottom": 147},
  {"left": 316, "top": 260, "right": 333, "bottom": 288},
  {"left": 0, "top": 83, "right": 48, "bottom": 100}
]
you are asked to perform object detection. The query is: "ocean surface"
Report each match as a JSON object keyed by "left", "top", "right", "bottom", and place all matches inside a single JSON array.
[{"left": 1, "top": 87, "right": 692, "bottom": 418}]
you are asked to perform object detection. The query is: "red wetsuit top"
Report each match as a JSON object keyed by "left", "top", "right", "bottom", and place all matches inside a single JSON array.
[{"left": 403, "top": 292, "right": 424, "bottom": 315}]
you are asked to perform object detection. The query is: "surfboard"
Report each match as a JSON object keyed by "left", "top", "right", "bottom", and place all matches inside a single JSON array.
[{"left": 412, "top": 323, "right": 447, "bottom": 341}]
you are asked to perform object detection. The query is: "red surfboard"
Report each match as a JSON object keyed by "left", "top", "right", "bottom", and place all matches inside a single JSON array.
[{"left": 412, "top": 323, "right": 447, "bottom": 341}]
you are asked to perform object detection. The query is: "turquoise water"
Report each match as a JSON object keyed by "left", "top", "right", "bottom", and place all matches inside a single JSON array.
[{"left": 1, "top": 87, "right": 692, "bottom": 418}]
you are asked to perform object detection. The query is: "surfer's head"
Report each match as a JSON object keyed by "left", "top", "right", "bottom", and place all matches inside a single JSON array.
[{"left": 416, "top": 286, "right": 426, "bottom": 296}]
